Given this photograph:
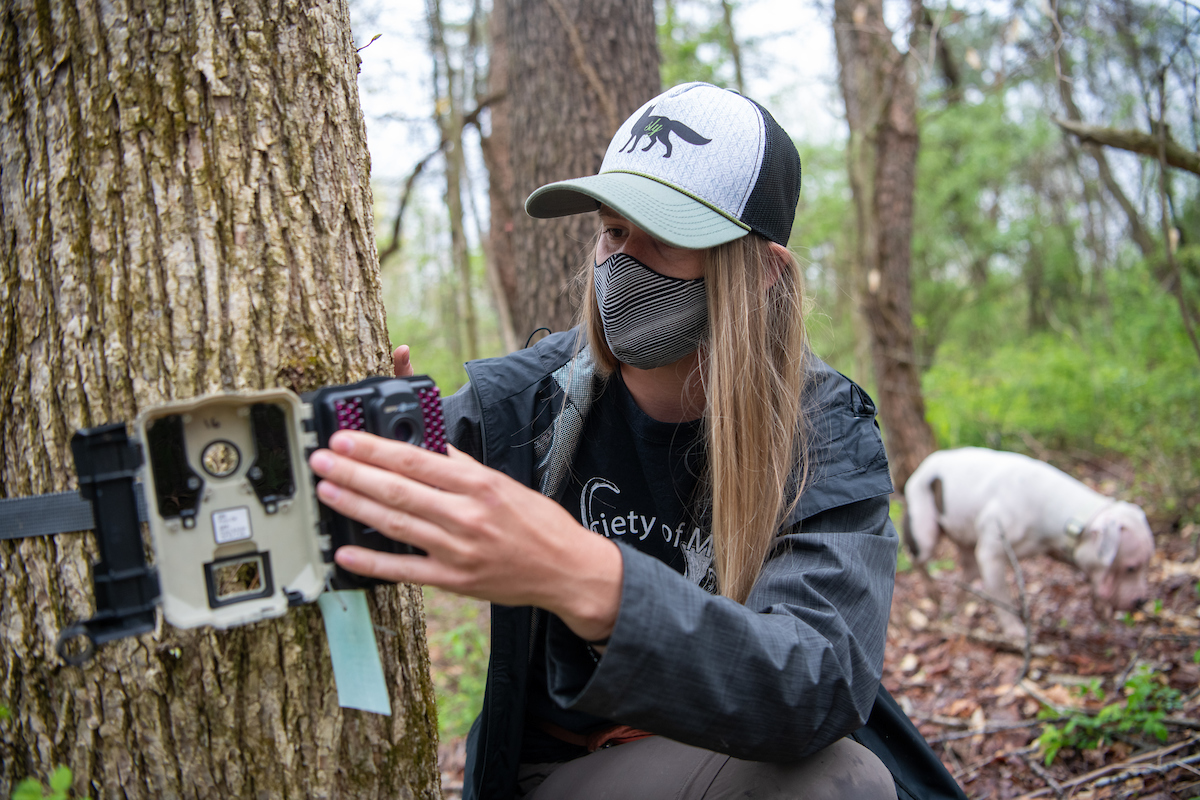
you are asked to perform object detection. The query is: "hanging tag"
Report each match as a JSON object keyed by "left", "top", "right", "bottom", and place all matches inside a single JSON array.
[{"left": 318, "top": 590, "right": 392, "bottom": 716}]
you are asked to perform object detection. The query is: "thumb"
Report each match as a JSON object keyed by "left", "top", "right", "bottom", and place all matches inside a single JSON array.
[{"left": 392, "top": 345, "right": 415, "bottom": 377}]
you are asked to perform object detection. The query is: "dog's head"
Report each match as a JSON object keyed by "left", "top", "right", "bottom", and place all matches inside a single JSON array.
[{"left": 1074, "top": 501, "right": 1154, "bottom": 617}]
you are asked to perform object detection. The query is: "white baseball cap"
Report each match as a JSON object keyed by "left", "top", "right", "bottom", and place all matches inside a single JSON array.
[{"left": 526, "top": 82, "right": 802, "bottom": 248}]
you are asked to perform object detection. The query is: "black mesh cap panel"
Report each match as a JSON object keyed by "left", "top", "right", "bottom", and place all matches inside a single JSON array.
[{"left": 741, "top": 99, "right": 802, "bottom": 246}]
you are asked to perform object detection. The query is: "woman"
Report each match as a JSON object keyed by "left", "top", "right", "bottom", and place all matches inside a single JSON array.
[{"left": 309, "top": 83, "right": 903, "bottom": 799}]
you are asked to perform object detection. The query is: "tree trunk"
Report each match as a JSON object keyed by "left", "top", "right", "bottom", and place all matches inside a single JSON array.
[
  {"left": 491, "top": 0, "right": 660, "bottom": 338},
  {"left": 482, "top": 0, "right": 520, "bottom": 352},
  {"left": 0, "top": 1, "right": 440, "bottom": 797},
  {"left": 429, "top": 0, "right": 479, "bottom": 363},
  {"left": 833, "top": 0, "right": 937, "bottom": 491}
]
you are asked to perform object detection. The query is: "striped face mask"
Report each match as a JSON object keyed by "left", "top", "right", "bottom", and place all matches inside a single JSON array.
[{"left": 594, "top": 253, "right": 708, "bottom": 369}]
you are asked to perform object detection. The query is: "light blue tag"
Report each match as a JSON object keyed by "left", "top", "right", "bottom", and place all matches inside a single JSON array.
[{"left": 318, "top": 590, "right": 392, "bottom": 716}]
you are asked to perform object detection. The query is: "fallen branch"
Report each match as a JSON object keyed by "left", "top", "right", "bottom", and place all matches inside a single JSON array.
[
  {"left": 1092, "top": 751, "right": 1200, "bottom": 789},
  {"left": 1000, "top": 532, "right": 1034, "bottom": 682},
  {"left": 1014, "top": 734, "right": 1200, "bottom": 799},
  {"left": 940, "top": 623, "right": 1055, "bottom": 657},
  {"left": 950, "top": 581, "right": 1022, "bottom": 617},
  {"left": 1019, "top": 679, "right": 1071, "bottom": 715},
  {"left": 929, "top": 718, "right": 1063, "bottom": 744},
  {"left": 954, "top": 745, "right": 1037, "bottom": 783},
  {"left": 1015, "top": 749, "right": 1066, "bottom": 799}
]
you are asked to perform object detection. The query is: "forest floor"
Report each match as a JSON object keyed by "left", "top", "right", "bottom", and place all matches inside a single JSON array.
[{"left": 425, "top": 493, "right": 1200, "bottom": 800}]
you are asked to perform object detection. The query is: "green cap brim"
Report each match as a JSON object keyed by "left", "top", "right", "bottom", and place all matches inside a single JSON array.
[{"left": 525, "top": 172, "right": 749, "bottom": 250}]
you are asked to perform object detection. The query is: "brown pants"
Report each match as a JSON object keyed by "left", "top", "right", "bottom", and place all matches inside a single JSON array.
[{"left": 518, "top": 736, "right": 896, "bottom": 800}]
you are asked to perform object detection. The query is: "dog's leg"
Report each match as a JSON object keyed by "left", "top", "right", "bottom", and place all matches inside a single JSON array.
[
  {"left": 974, "top": 515, "right": 1027, "bottom": 640},
  {"left": 957, "top": 540, "right": 980, "bottom": 585}
]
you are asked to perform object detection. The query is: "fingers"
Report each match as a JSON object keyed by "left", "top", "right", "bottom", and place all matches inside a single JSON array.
[
  {"left": 335, "top": 545, "right": 450, "bottom": 586},
  {"left": 314, "top": 475, "right": 453, "bottom": 554},
  {"left": 310, "top": 435, "right": 486, "bottom": 537},
  {"left": 392, "top": 345, "right": 414, "bottom": 377},
  {"left": 325, "top": 430, "right": 484, "bottom": 495}
]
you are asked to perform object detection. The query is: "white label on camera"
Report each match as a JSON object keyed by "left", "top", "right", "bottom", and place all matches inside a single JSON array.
[{"left": 212, "top": 507, "right": 253, "bottom": 544}]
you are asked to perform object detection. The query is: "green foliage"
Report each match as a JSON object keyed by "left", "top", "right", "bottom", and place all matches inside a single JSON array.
[
  {"left": 889, "top": 500, "right": 912, "bottom": 572},
  {"left": 430, "top": 620, "right": 490, "bottom": 741},
  {"left": 1035, "top": 667, "right": 1183, "bottom": 765},
  {"left": 656, "top": 0, "right": 743, "bottom": 90},
  {"left": 922, "top": 262, "right": 1200, "bottom": 519},
  {"left": 377, "top": 195, "right": 506, "bottom": 393},
  {"left": 791, "top": 140, "right": 858, "bottom": 370},
  {"left": 12, "top": 766, "right": 86, "bottom": 800},
  {"left": 0, "top": 703, "right": 10, "bottom": 722}
]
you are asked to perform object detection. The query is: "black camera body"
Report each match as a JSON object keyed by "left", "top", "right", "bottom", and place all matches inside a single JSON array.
[{"left": 307, "top": 376, "right": 448, "bottom": 588}]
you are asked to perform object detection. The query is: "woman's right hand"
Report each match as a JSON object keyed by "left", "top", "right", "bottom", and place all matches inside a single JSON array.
[{"left": 393, "top": 345, "right": 414, "bottom": 377}]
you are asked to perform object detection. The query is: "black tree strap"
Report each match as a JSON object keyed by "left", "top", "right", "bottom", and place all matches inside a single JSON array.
[
  {"left": 0, "top": 485, "right": 148, "bottom": 540},
  {"left": 51, "top": 423, "right": 160, "bottom": 664}
]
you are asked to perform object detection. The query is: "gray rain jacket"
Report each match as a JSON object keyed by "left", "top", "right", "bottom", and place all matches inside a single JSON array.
[{"left": 442, "top": 330, "right": 900, "bottom": 800}]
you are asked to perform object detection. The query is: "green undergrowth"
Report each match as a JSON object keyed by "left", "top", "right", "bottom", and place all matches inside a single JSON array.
[
  {"left": 11, "top": 766, "right": 86, "bottom": 800},
  {"left": 1035, "top": 667, "right": 1185, "bottom": 765},
  {"left": 423, "top": 588, "right": 490, "bottom": 742},
  {"left": 922, "top": 267, "right": 1200, "bottom": 522},
  {"left": 432, "top": 621, "right": 489, "bottom": 741}
]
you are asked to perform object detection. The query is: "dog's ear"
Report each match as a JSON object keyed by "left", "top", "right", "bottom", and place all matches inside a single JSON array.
[{"left": 1075, "top": 521, "right": 1120, "bottom": 571}]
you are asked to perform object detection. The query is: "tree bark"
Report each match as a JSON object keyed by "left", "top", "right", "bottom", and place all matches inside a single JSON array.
[
  {"left": 491, "top": 0, "right": 661, "bottom": 338},
  {"left": 0, "top": 1, "right": 440, "bottom": 797},
  {"left": 480, "top": 0, "right": 520, "bottom": 352},
  {"left": 428, "top": 0, "right": 479, "bottom": 363},
  {"left": 833, "top": 0, "right": 937, "bottom": 491}
]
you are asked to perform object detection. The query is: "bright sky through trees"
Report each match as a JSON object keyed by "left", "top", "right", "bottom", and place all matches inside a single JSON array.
[{"left": 349, "top": 0, "right": 841, "bottom": 185}]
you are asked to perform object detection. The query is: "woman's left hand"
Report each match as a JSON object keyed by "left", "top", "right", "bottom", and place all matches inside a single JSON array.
[{"left": 308, "top": 431, "right": 623, "bottom": 643}]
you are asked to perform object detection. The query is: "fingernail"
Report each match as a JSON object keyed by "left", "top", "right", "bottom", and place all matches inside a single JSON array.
[
  {"left": 310, "top": 451, "right": 333, "bottom": 473},
  {"left": 317, "top": 480, "right": 341, "bottom": 502},
  {"left": 329, "top": 432, "right": 356, "bottom": 454},
  {"left": 335, "top": 546, "right": 363, "bottom": 570}
]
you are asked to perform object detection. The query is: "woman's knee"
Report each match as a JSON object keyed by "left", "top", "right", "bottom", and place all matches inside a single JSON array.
[{"left": 706, "top": 738, "right": 896, "bottom": 800}]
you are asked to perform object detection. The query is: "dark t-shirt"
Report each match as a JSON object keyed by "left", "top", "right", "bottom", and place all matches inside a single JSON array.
[{"left": 520, "top": 373, "right": 715, "bottom": 763}]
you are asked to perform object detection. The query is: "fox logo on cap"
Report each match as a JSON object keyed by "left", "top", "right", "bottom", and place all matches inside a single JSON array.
[{"left": 619, "top": 105, "right": 712, "bottom": 158}]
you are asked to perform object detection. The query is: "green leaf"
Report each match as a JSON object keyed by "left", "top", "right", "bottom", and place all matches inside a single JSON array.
[
  {"left": 48, "top": 766, "right": 72, "bottom": 793},
  {"left": 12, "top": 779, "right": 46, "bottom": 800}
]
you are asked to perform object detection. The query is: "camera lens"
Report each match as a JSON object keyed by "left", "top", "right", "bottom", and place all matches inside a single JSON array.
[{"left": 391, "top": 419, "right": 416, "bottom": 442}]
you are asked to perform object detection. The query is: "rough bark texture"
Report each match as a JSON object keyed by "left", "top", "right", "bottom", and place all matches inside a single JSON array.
[
  {"left": 833, "top": 0, "right": 937, "bottom": 492},
  {"left": 0, "top": 1, "right": 440, "bottom": 797},
  {"left": 429, "top": 0, "right": 479, "bottom": 362},
  {"left": 492, "top": 0, "right": 660, "bottom": 339},
  {"left": 481, "top": 0, "right": 519, "bottom": 352}
]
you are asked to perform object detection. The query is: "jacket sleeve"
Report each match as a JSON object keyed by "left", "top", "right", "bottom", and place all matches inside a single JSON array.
[
  {"left": 543, "top": 495, "right": 897, "bottom": 762},
  {"left": 442, "top": 382, "right": 486, "bottom": 462}
]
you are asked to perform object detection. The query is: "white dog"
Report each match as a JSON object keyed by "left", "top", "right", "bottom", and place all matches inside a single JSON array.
[{"left": 904, "top": 447, "right": 1154, "bottom": 637}]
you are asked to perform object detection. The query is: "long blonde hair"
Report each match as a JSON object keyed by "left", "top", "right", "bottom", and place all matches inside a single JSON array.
[{"left": 581, "top": 234, "right": 809, "bottom": 604}]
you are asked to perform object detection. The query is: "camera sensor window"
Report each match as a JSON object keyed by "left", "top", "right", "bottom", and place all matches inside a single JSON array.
[{"left": 201, "top": 441, "right": 241, "bottom": 478}]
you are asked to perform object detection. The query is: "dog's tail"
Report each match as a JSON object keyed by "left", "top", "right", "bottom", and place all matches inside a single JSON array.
[{"left": 902, "top": 469, "right": 943, "bottom": 566}]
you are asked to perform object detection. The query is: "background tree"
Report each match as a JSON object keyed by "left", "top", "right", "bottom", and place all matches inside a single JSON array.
[
  {"left": 833, "top": 0, "right": 937, "bottom": 491},
  {"left": 488, "top": 0, "right": 661, "bottom": 337},
  {"left": 0, "top": 1, "right": 439, "bottom": 796},
  {"left": 429, "top": 0, "right": 481, "bottom": 362}
]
